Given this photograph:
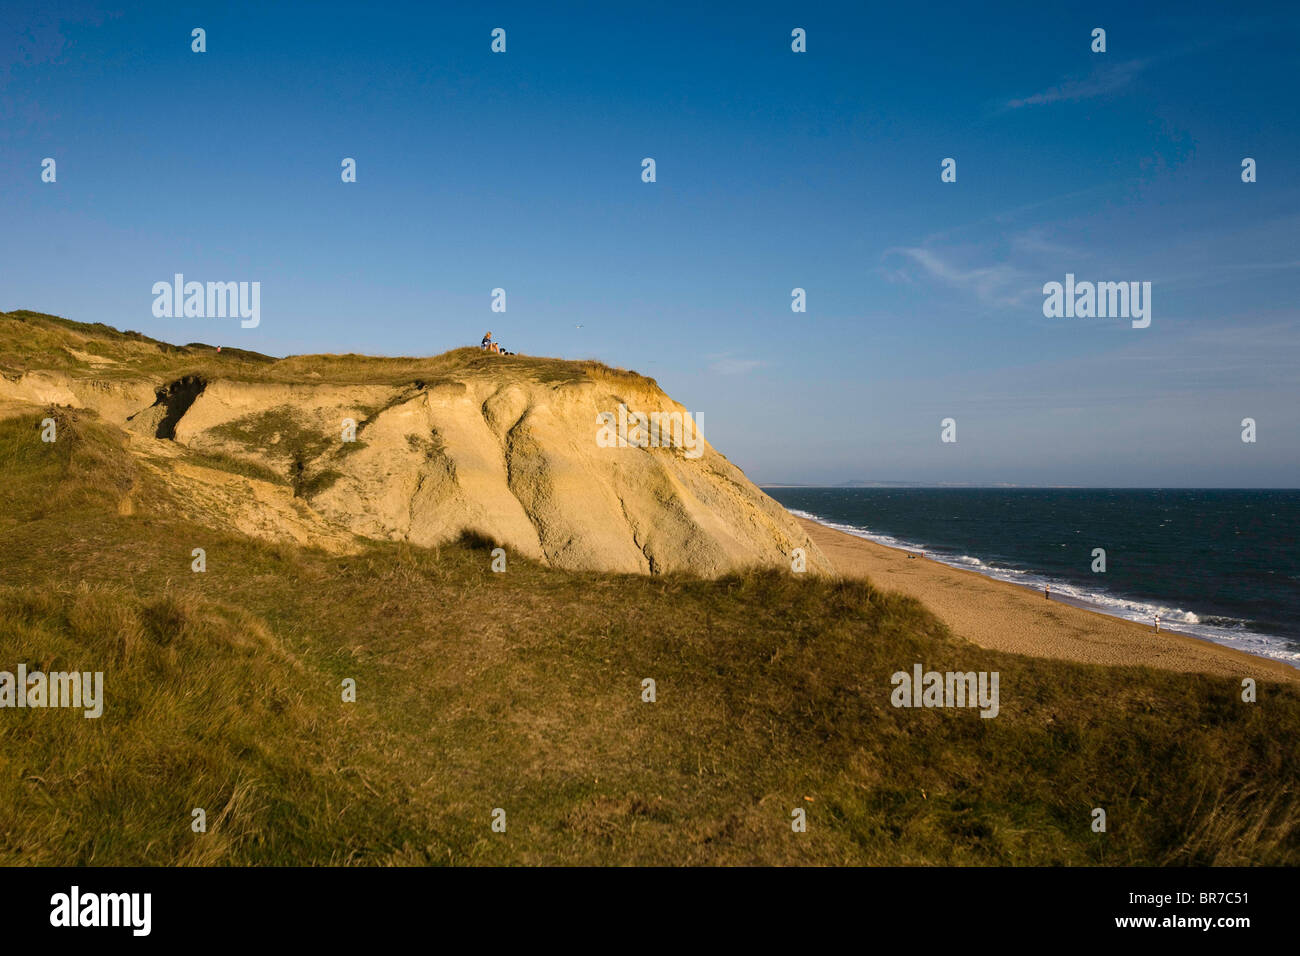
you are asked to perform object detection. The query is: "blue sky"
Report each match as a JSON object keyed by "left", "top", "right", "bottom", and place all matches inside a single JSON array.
[{"left": 2, "top": 1, "right": 1298, "bottom": 486}]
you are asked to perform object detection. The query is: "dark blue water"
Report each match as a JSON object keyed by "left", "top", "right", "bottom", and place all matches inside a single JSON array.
[{"left": 765, "top": 488, "right": 1300, "bottom": 666}]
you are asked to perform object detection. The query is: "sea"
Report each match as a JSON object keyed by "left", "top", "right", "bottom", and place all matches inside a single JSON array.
[{"left": 764, "top": 487, "right": 1300, "bottom": 668}]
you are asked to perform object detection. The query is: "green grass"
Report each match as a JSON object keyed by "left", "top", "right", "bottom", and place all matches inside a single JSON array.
[
  {"left": 184, "top": 449, "right": 290, "bottom": 486},
  {"left": 2, "top": 409, "right": 1298, "bottom": 865},
  {"left": 209, "top": 406, "right": 336, "bottom": 461},
  {"left": 0, "top": 309, "right": 656, "bottom": 391}
]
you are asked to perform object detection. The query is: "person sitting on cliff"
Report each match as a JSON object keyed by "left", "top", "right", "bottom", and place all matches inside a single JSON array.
[{"left": 481, "top": 332, "right": 501, "bottom": 354}]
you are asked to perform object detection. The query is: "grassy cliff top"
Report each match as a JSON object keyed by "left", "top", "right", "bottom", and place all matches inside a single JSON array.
[{"left": 0, "top": 310, "right": 657, "bottom": 391}]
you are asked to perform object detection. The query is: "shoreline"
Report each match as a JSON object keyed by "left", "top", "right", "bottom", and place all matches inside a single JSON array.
[{"left": 797, "top": 516, "right": 1300, "bottom": 684}]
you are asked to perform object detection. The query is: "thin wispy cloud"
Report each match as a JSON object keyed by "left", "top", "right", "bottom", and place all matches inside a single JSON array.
[
  {"left": 1003, "top": 59, "right": 1148, "bottom": 110},
  {"left": 885, "top": 247, "right": 1032, "bottom": 308},
  {"left": 918, "top": 186, "right": 1114, "bottom": 246},
  {"left": 1010, "top": 229, "right": 1088, "bottom": 260}
]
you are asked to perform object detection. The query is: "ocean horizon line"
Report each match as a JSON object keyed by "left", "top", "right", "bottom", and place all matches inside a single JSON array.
[{"left": 762, "top": 483, "right": 1300, "bottom": 491}]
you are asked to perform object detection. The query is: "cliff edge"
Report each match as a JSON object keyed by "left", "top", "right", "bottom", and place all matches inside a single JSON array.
[{"left": 0, "top": 311, "right": 830, "bottom": 576}]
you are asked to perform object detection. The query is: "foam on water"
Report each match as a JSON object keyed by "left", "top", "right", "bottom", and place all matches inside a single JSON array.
[{"left": 790, "top": 507, "right": 1300, "bottom": 668}]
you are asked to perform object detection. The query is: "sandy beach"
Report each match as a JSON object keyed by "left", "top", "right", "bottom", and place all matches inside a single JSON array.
[{"left": 799, "top": 517, "right": 1300, "bottom": 685}]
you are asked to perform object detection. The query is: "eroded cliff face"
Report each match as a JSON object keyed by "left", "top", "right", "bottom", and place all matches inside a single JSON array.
[{"left": 0, "top": 319, "right": 831, "bottom": 576}]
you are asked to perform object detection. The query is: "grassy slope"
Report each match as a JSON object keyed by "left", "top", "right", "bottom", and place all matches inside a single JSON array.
[
  {"left": 2, "top": 407, "right": 1298, "bottom": 866},
  {"left": 0, "top": 310, "right": 654, "bottom": 390}
]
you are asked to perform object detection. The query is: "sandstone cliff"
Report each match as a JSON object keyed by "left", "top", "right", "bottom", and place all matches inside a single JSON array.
[{"left": 1, "top": 311, "right": 830, "bottom": 576}]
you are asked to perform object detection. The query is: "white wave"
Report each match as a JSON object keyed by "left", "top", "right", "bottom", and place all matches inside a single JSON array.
[{"left": 790, "top": 508, "right": 1300, "bottom": 668}]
